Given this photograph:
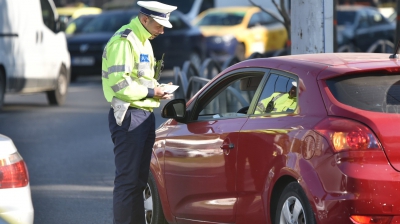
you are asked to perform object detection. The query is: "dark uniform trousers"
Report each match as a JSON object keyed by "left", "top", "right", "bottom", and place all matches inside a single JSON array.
[{"left": 108, "top": 107, "right": 155, "bottom": 224}]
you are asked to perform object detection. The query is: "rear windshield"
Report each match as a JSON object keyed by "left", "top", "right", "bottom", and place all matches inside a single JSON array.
[{"left": 326, "top": 74, "right": 400, "bottom": 113}]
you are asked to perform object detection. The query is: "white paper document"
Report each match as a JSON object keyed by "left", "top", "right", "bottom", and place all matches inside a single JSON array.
[{"left": 159, "top": 84, "right": 179, "bottom": 94}]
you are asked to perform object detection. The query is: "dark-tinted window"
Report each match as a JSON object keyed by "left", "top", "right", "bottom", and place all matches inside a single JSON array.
[
  {"left": 327, "top": 74, "right": 400, "bottom": 113},
  {"left": 82, "top": 12, "right": 137, "bottom": 33},
  {"left": 337, "top": 11, "right": 356, "bottom": 26},
  {"left": 169, "top": 14, "right": 189, "bottom": 30},
  {"left": 368, "top": 10, "right": 387, "bottom": 25},
  {"left": 40, "top": 0, "right": 56, "bottom": 31},
  {"left": 196, "top": 12, "right": 245, "bottom": 26}
]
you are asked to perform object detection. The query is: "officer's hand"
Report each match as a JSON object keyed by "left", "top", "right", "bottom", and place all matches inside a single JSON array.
[{"left": 153, "top": 86, "right": 170, "bottom": 99}]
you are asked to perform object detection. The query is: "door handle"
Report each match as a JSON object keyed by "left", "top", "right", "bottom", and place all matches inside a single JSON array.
[{"left": 220, "top": 142, "right": 234, "bottom": 150}]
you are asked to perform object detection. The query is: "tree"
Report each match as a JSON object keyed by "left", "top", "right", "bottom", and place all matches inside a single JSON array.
[{"left": 249, "top": 0, "right": 291, "bottom": 47}]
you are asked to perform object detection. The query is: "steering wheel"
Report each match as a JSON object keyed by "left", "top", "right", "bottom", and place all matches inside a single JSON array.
[{"left": 237, "top": 106, "right": 249, "bottom": 114}]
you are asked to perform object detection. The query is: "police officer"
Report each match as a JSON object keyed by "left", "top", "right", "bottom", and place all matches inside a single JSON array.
[
  {"left": 101, "top": 1, "right": 177, "bottom": 223},
  {"left": 255, "top": 81, "right": 298, "bottom": 114}
]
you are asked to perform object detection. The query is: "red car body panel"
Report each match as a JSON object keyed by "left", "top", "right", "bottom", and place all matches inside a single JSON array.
[{"left": 151, "top": 53, "right": 400, "bottom": 224}]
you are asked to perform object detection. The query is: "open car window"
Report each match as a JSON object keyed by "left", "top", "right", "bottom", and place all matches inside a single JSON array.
[{"left": 193, "top": 71, "right": 268, "bottom": 121}]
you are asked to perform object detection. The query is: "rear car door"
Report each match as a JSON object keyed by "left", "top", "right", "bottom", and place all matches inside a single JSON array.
[
  {"left": 236, "top": 71, "right": 302, "bottom": 223},
  {"left": 163, "top": 69, "right": 267, "bottom": 223}
]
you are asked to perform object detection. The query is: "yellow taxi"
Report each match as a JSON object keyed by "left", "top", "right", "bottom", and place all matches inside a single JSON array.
[
  {"left": 57, "top": 3, "right": 102, "bottom": 22},
  {"left": 193, "top": 6, "right": 288, "bottom": 61}
]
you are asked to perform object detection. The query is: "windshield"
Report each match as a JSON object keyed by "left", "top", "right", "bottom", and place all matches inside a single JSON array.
[
  {"left": 196, "top": 11, "right": 245, "bottom": 26},
  {"left": 337, "top": 11, "right": 356, "bottom": 26},
  {"left": 159, "top": 0, "right": 195, "bottom": 14},
  {"left": 81, "top": 11, "right": 137, "bottom": 33}
]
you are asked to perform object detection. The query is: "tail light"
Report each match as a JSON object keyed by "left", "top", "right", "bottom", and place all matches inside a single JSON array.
[
  {"left": 314, "top": 117, "right": 382, "bottom": 152},
  {"left": 0, "top": 152, "right": 29, "bottom": 189},
  {"left": 350, "top": 215, "right": 392, "bottom": 224}
]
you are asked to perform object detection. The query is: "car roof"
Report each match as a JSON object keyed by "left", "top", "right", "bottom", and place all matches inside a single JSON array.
[{"left": 226, "top": 53, "right": 399, "bottom": 79}]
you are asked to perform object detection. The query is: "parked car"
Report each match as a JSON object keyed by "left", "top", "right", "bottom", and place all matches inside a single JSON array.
[
  {"left": 0, "top": 0, "right": 71, "bottom": 109},
  {"left": 336, "top": 5, "right": 395, "bottom": 52},
  {"left": 389, "top": 10, "right": 397, "bottom": 23},
  {"left": 56, "top": 3, "right": 102, "bottom": 24},
  {"left": 193, "top": 6, "right": 288, "bottom": 61},
  {"left": 0, "top": 134, "right": 33, "bottom": 224},
  {"left": 67, "top": 9, "right": 206, "bottom": 81},
  {"left": 65, "top": 14, "right": 98, "bottom": 36},
  {"left": 145, "top": 52, "right": 400, "bottom": 224}
]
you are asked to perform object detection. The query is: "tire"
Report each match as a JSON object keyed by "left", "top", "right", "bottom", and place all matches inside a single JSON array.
[
  {"left": 46, "top": 66, "right": 68, "bottom": 106},
  {"left": 275, "top": 182, "right": 316, "bottom": 224},
  {"left": 144, "top": 172, "right": 168, "bottom": 224},
  {"left": 0, "top": 68, "right": 5, "bottom": 109}
]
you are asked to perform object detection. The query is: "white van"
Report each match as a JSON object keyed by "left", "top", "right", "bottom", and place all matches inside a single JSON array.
[{"left": 0, "top": 0, "right": 71, "bottom": 109}]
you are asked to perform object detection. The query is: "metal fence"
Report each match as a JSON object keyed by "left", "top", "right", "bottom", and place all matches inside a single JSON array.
[{"left": 173, "top": 39, "right": 395, "bottom": 100}]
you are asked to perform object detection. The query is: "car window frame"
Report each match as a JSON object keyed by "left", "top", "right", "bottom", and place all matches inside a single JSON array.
[
  {"left": 249, "top": 69, "right": 299, "bottom": 116},
  {"left": 40, "top": 0, "right": 57, "bottom": 32},
  {"left": 187, "top": 68, "right": 270, "bottom": 122}
]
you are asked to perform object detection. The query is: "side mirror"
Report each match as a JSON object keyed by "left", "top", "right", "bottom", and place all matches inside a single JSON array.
[
  {"left": 162, "top": 99, "right": 187, "bottom": 120},
  {"left": 57, "top": 16, "right": 69, "bottom": 32}
]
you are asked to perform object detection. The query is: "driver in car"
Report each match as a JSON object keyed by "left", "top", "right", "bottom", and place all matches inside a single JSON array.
[{"left": 255, "top": 81, "right": 297, "bottom": 114}]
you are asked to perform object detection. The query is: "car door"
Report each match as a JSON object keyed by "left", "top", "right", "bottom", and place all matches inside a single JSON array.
[
  {"left": 163, "top": 69, "right": 267, "bottom": 223},
  {"left": 5, "top": 0, "right": 45, "bottom": 91},
  {"left": 236, "top": 71, "right": 301, "bottom": 223}
]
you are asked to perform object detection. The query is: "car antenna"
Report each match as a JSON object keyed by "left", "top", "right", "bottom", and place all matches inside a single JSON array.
[{"left": 389, "top": 40, "right": 400, "bottom": 59}]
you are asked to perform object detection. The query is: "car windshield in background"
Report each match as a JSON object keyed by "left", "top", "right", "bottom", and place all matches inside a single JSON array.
[
  {"left": 158, "top": 0, "right": 195, "bottom": 14},
  {"left": 327, "top": 74, "right": 400, "bottom": 113},
  {"left": 81, "top": 12, "right": 137, "bottom": 33},
  {"left": 337, "top": 11, "right": 356, "bottom": 25},
  {"left": 196, "top": 12, "right": 245, "bottom": 26}
]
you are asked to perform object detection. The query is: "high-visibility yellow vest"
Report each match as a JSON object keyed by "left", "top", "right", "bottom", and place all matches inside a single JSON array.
[
  {"left": 255, "top": 92, "right": 297, "bottom": 114},
  {"left": 102, "top": 17, "right": 160, "bottom": 111}
]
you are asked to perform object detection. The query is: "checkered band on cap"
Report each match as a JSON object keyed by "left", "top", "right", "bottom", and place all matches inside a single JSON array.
[{"left": 140, "top": 7, "right": 168, "bottom": 19}]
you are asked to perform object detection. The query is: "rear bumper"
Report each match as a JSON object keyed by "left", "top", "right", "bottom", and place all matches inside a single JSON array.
[{"left": 0, "top": 184, "right": 34, "bottom": 224}]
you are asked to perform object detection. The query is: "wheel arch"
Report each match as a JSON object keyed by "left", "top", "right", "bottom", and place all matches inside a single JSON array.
[
  {"left": 149, "top": 151, "right": 175, "bottom": 223},
  {"left": 60, "top": 62, "right": 71, "bottom": 84},
  {"left": 269, "top": 175, "right": 297, "bottom": 223}
]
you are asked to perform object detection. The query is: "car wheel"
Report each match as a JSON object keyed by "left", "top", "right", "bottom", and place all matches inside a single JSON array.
[
  {"left": 189, "top": 52, "right": 202, "bottom": 70},
  {"left": 235, "top": 43, "right": 246, "bottom": 61},
  {"left": 0, "top": 68, "right": 5, "bottom": 109},
  {"left": 144, "top": 172, "right": 167, "bottom": 224},
  {"left": 46, "top": 66, "right": 68, "bottom": 106},
  {"left": 275, "top": 182, "right": 316, "bottom": 224}
]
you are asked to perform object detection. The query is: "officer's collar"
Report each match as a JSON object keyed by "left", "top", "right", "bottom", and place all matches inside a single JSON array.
[{"left": 131, "top": 17, "right": 152, "bottom": 43}]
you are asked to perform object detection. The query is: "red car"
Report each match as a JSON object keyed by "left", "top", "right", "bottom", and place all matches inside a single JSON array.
[{"left": 145, "top": 53, "right": 400, "bottom": 224}]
